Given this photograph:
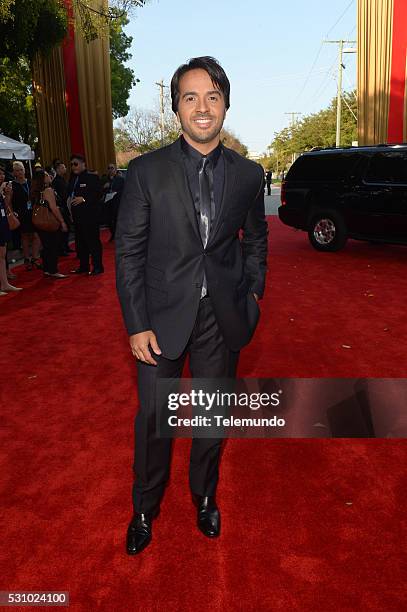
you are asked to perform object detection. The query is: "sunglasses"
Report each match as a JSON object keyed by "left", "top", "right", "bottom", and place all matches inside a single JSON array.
[{"left": 71, "top": 161, "right": 80, "bottom": 167}]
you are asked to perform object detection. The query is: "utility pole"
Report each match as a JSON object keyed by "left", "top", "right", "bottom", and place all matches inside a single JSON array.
[
  {"left": 285, "top": 112, "right": 302, "bottom": 127},
  {"left": 155, "top": 79, "right": 169, "bottom": 146},
  {"left": 324, "top": 40, "right": 357, "bottom": 147},
  {"left": 285, "top": 112, "right": 302, "bottom": 164}
]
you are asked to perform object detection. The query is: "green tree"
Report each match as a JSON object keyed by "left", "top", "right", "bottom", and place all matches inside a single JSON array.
[
  {"left": 0, "top": 0, "right": 67, "bottom": 58},
  {"left": 114, "top": 106, "right": 180, "bottom": 154},
  {"left": 110, "top": 14, "right": 136, "bottom": 119},
  {"left": 264, "top": 90, "right": 357, "bottom": 173},
  {"left": 0, "top": 0, "right": 68, "bottom": 147},
  {"left": 221, "top": 128, "right": 248, "bottom": 157},
  {"left": 0, "top": 57, "right": 37, "bottom": 146}
]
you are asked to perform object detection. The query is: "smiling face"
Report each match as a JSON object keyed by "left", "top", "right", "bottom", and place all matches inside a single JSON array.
[{"left": 176, "top": 68, "right": 226, "bottom": 153}]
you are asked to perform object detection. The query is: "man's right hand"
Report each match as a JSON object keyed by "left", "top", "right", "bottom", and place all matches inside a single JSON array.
[{"left": 129, "top": 331, "right": 162, "bottom": 366}]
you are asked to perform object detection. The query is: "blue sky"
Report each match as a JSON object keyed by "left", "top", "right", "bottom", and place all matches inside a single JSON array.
[{"left": 123, "top": 0, "right": 357, "bottom": 154}]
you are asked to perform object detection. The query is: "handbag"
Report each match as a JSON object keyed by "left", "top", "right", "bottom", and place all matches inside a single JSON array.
[
  {"left": 6, "top": 208, "right": 20, "bottom": 230},
  {"left": 32, "top": 193, "right": 60, "bottom": 232}
]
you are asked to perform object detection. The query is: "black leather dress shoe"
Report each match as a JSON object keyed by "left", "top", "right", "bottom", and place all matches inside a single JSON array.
[
  {"left": 89, "top": 268, "right": 104, "bottom": 276},
  {"left": 195, "top": 496, "right": 220, "bottom": 538},
  {"left": 126, "top": 513, "right": 154, "bottom": 555},
  {"left": 70, "top": 268, "right": 89, "bottom": 274}
]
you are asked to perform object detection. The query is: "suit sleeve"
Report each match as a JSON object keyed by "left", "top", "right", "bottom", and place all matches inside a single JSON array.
[
  {"left": 84, "top": 174, "right": 102, "bottom": 206},
  {"left": 115, "top": 160, "right": 152, "bottom": 336},
  {"left": 241, "top": 166, "right": 269, "bottom": 299}
]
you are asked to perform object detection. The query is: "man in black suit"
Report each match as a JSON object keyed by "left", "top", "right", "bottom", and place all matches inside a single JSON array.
[
  {"left": 116, "top": 56, "right": 268, "bottom": 555},
  {"left": 67, "top": 154, "right": 104, "bottom": 276},
  {"left": 266, "top": 170, "right": 272, "bottom": 196}
]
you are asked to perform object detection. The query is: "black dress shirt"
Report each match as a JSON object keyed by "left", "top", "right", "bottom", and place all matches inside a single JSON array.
[{"left": 180, "top": 135, "right": 225, "bottom": 228}]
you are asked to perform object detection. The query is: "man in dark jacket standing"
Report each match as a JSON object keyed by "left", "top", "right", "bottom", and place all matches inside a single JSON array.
[
  {"left": 67, "top": 154, "right": 103, "bottom": 275},
  {"left": 116, "top": 57, "right": 268, "bottom": 555}
]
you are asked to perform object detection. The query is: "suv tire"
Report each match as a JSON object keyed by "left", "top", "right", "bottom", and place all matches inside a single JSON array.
[{"left": 308, "top": 210, "right": 348, "bottom": 252}]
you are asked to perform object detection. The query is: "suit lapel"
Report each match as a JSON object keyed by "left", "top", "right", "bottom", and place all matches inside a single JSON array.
[
  {"left": 168, "top": 139, "right": 201, "bottom": 241},
  {"left": 207, "top": 145, "right": 237, "bottom": 247}
]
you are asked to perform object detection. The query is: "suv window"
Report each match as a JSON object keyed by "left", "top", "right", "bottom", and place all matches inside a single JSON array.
[
  {"left": 365, "top": 151, "right": 407, "bottom": 184},
  {"left": 288, "top": 153, "right": 360, "bottom": 181}
]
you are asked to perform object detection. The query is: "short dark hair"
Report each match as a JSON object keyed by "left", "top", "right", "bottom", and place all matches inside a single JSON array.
[
  {"left": 70, "top": 153, "right": 86, "bottom": 163},
  {"left": 170, "top": 56, "right": 230, "bottom": 113}
]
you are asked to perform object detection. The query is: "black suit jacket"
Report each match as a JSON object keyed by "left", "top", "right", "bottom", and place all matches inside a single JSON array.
[
  {"left": 115, "top": 138, "right": 268, "bottom": 359},
  {"left": 67, "top": 171, "right": 102, "bottom": 218}
]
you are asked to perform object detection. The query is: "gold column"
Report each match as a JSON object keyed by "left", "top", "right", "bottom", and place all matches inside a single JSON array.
[
  {"left": 32, "top": 46, "right": 71, "bottom": 167},
  {"left": 357, "top": 0, "right": 394, "bottom": 144},
  {"left": 74, "top": 1, "right": 116, "bottom": 174}
]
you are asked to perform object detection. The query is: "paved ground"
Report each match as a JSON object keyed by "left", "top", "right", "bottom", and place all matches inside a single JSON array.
[{"left": 265, "top": 185, "right": 281, "bottom": 215}]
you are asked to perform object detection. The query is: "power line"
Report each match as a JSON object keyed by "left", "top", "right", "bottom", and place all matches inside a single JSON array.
[
  {"left": 292, "top": 0, "right": 356, "bottom": 106},
  {"left": 261, "top": 67, "right": 335, "bottom": 86},
  {"left": 342, "top": 93, "right": 357, "bottom": 121},
  {"left": 325, "top": 0, "right": 356, "bottom": 38}
]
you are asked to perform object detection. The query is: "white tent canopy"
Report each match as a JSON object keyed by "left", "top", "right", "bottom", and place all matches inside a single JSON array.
[{"left": 0, "top": 134, "right": 34, "bottom": 160}]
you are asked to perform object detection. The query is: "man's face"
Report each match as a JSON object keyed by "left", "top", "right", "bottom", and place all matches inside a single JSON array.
[
  {"left": 108, "top": 164, "right": 116, "bottom": 178},
  {"left": 71, "top": 158, "right": 85, "bottom": 175},
  {"left": 176, "top": 68, "right": 226, "bottom": 147},
  {"left": 57, "top": 163, "right": 66, "bottom": 176}
]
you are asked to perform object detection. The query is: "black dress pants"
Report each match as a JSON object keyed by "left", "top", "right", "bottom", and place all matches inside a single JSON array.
[
  {"left": 133, "top": 296, "right": 239, "bottom": 514},
  {"left": 37, "top": 229, "right": 61, "bottom": 274},
  {"left": 108, "top": 197, "right": 119, "bottom": 239},
  {"left": 72, "top": 209, "right": 103, "bottom": 271}
]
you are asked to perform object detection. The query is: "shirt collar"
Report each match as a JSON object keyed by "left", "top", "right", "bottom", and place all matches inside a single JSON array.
[{"left": 180, "top": 135, "right": 222, "bottom": 168}]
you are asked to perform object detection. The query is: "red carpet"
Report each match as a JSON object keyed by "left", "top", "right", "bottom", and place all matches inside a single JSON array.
[{"left": 1, "top": 221, "right": 406, "bottom": 611}]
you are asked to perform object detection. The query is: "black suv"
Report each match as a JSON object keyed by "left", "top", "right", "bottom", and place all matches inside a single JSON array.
[{"left": 278, "top": 144, "right": 407, "bottom": 251}]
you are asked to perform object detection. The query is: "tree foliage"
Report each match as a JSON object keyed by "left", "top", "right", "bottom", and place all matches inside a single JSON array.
[
  {"left": 114, "top": 106, "right": 180, "bottom": 154},
  {"left": 0, "top": 1, "right": 142, "bottom": 147},
  {"left": 73, "top": 0, "right": 147, "bottom": 42},
  {"left": 110, "top": 13, "right": 136, "bottom": 119},
  {"left": 0, "top": 1, "right": 67, "bottom": 148},
  {"left": 261, "top": 91, "right": 357, "bottom": 172},
  {"left": 221, "top": 128, "right": 248, "bottom": 157},
  {"left": 0, "top": 57, "right": 37, "bottom": 146},
  {"left": 0, "top": 0, "right": 67, "bottom": 59},
  {"left": 114, "top": 106, "right": 249, "bottom": 158}
]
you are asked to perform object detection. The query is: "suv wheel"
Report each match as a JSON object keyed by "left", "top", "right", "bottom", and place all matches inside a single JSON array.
[{"left": 308, "top": 211, "right": 347, "bottom": 251}]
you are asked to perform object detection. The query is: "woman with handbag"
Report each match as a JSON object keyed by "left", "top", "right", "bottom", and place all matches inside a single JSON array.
[
  {"left": 0, "top": 167, "right": 22, "bottom": 295},
  {"left": 30, "top": 171, "right": 69, "bottom": 279}
]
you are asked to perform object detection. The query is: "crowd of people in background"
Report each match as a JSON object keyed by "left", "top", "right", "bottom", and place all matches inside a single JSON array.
[{"left": 0, "top": 155, "right": 125, "bottom": 297}]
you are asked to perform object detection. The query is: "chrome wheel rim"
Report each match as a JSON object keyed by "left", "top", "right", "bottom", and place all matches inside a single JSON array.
[{"left": 313, "top": 218, "right": 336, "bottom": 245}]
